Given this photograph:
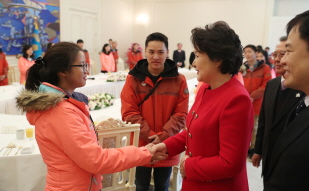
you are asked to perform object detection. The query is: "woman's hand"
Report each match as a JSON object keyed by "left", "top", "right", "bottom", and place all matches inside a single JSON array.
[
  {"left": 145, "top": 143, "right": 168, "bottom": 164},
  {"left": 180, "top": 155, "right": 189, "bottom": 178}
]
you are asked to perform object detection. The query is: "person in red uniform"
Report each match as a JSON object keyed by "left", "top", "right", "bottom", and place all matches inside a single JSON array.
[
  {"left": 126, "top": 43, "right": 143, "bottom": 70},
  {"left": 0, "top": 48, "right": 9, "bottom": 86},
  {"left": 77, "top": 39, "right": 91, "bottom": 74},
  {"left": 111, "top": 41, "right": 119, "bottom": 72},
  {"left": 121, "top": 32, "right": 189, "bottom": 191},
  {"left": 153, "top": 21, "right": 254, "bottom": 191}
]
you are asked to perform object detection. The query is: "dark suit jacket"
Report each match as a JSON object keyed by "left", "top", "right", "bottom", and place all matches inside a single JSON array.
[
  {"left": 173, "top": 50, "right": 185, "bottom": 68},
  {"left": 254, "top": 77, "right": 304, "bottom": 178},
  {"left": 264, "top": 105, "right": 309, "bottom": 191}
]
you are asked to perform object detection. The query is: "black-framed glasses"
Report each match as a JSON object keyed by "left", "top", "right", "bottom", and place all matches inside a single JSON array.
[
  {"left": 271, "top": 51, "right": 286, "bottom": 60},
  {"left": 70, "top": 63, "right": 88, "bottom": 72}
]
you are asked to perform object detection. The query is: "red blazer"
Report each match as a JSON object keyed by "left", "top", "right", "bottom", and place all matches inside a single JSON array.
[{"left": 164, "top": 76, "right": 254, "bottom": 191}]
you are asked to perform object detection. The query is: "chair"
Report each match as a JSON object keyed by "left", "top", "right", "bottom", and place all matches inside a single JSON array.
[
  {"left": 7, "top": 66, "right": 18, "bottom": 84},
  {"left": 96, "top": 118, "right": 140, "bottom": 191}
]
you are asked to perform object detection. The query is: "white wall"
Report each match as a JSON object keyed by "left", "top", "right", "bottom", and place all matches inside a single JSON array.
[
  {"left": 101, "top": 0, "right": 134, "bottom": 60},
  {"left": 61, "top": 0, "right": 134, "bottom": 73},
  {"left": 267, "top": 0, "right": 309, "bottom": 52},
  {"left": 132, "top": 0, "right": 274, "bottom": 67},
  {"left": 274, "top": 0, "right": 309, "bottom": 17}
]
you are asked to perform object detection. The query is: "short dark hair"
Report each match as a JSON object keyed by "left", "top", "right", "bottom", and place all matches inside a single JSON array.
[
  {"left": 145, "top": 32, "right": 168, "bottom": 50},
  {"left": 279, "top": 36, "right": 288, "bottom": 42},
  {"left": 22, "top": 44, "right": 34, "bottom": 59},
  {"left": 257, "top": 45, "right": 263, "bottom": 51},
  {"left": 77, "top": 39, "right": 84, "bottom": 44},
  {"left": 244, "top": 44, "right": 257, "bottom": 52},
  {"left": 191, "top": 21, "right": 243, "bottom": 75},
  {"left": 286, "top": 10, "right": 309, "bottom": 50},
  {"left": 25, "top": 42, "right": 82, "bottom": 91},
  {"left": 256, "top": 50, "right": 272, "bottom": 68}
]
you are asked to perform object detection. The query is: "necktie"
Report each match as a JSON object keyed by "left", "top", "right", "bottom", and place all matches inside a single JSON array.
[{"left": 295, "top": 99, "right": 307, "bottom": 116}]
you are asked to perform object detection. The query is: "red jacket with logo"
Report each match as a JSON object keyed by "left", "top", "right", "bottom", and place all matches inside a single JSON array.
[
  {"left": 243, "top": 62, "right": 272, "bottom": 115},
  {"left": 121, "top": 59, "right": 189, "bottom": 167}
]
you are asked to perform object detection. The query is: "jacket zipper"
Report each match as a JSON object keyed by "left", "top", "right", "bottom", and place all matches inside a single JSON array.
[
  {"left": 152, "top": 79, "right": 158, "bottom": 168},
  {"left": 88, "top": 174, "right": 98, "bottom": 191},
  {"left": 88, "top": 174, "right": 93, "bottom": 191},
  {"left": 153, "top": 81, "right": 156, "bottom": 135}
]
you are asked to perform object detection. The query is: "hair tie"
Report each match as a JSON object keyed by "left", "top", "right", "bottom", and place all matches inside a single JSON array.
[{"left": 35, "top": 57, "right": 45, "bottom": 69}]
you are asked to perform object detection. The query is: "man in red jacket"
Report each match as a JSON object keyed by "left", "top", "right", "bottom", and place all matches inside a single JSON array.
[
  {"left": 243, "top": 45, "right": 272, "bottom": 159},
  {"left": 121, "top": 32, "right": 189, "bottom": 191}
]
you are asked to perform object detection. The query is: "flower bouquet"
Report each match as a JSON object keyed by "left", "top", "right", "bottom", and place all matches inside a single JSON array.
[
  {"left": 106, "top": 72, "right": 127, "bottom": 82},
  {"left": 88, "top": 93, "right": 115, "bottom": 110}
]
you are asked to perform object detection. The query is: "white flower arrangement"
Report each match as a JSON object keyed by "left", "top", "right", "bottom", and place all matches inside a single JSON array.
[
  {"left": 87, "top": 93, "right": 115, "bottom": 110},
  {"left": 106, "top": 72, "right": 127, "bottom": 82}
]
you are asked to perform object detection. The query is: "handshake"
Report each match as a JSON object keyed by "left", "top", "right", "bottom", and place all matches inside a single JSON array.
[
  {"left": 144, "top": 143, "right": 168, "bottom": 164},
  {"left": 144, "top": 142, "right": 189, "bottom": 178}
]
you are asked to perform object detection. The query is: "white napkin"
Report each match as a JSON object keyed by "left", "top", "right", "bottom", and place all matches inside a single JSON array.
[{"left": 21, "top": 143, "right": 35, "bottom": 154}]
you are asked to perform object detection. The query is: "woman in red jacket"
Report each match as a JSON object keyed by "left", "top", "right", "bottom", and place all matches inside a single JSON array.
[
  {"left": 0, "top": 48, "right": 9, "bottom": 86},
  {"left": 153, "top": 21, "right": 254, "bottom": 191},
  {"left": 126, "top": 43, "right": 143, "bottom": 70}
]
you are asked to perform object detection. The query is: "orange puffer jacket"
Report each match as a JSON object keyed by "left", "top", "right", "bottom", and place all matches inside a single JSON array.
[
  {"left": 121, "top": 59, "right": 189, "bottom": 167},
  {"left": 243, "top": 62, "right": 272, "bottom": 115},
  {"left": 16, "top": 82, "right": 152, "bottom": 191}
]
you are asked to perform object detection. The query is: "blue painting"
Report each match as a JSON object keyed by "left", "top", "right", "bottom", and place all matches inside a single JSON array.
[{"left": 0, "top": 0, "right": 60, "bottom": 58}]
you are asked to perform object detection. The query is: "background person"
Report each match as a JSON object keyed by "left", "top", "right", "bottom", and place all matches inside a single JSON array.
[
  {"left": 173, "top": 43, "right": 186, "bottom": 68},
  {"left": 100, "top": 43, "right": 115, "bottom": 73},
  {"left": 243, "top": 44, "right": 272, "bottom": 159},
  {"left": 126, "top": 43, "right": 143, "bottom": 70},
  {"left": 18, "top": 44, "right": 35, "bottom": 84},
  {"left": 0, "top": 48, "right": 9, "bottom": 86}
]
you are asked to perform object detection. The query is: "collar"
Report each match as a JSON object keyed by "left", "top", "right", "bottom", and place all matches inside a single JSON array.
[{"left": 304, "top": 96, "right": 309, "bottom": 107}]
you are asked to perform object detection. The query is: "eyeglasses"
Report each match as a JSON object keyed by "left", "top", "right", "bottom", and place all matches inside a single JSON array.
[
  {"left": 70, "top": 63, "right": 88, "bottom": 72},
  {"left": 271, "top": 51, "right": 286, "bottom": 60}
]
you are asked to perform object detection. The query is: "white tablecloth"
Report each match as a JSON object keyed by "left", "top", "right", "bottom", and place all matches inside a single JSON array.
[
  {"left": 178, "top": 68, "right": 197, "bottom": 80},
  {"left": 0, "top": 74, "right": 126, "bottom": 115},
  {"left": 0, "top": 114, "right": 45, "bottom": 191},
  {"left": 0, "top": 84, "right": 24, "bottom": 115},
  {"left": 76, "top": 73, "right": 126, "bottom": 98}
]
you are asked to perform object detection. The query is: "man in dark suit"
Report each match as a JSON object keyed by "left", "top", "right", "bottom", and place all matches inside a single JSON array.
[
  {"left": 173, "top": 43, "right": 186, "bottom": 68},
  {"left": 252, "top": 36, "right": 304, "bottom": 185},
  {"left": 262, "top": 10, "right": 309, "bottom": 191}
]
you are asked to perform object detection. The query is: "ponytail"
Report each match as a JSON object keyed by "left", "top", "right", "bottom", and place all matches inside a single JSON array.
[
  {"left": 25, "top": 42, "right": 82, "bottom": 91},
  {"left": 25, "top": 57, "right": 46, "bottom": 91}
]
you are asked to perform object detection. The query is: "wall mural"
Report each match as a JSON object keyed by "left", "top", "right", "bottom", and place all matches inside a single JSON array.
[{"left": 0, "top": 0, "right": 59, "bottom": 58}]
